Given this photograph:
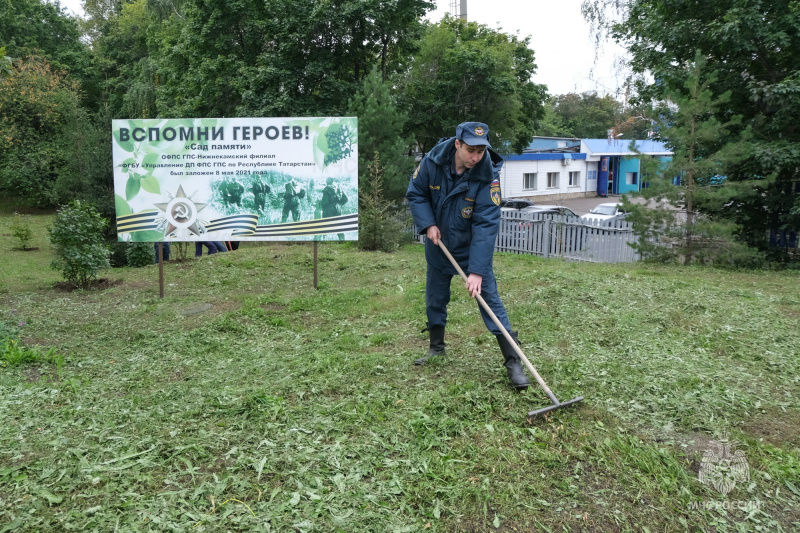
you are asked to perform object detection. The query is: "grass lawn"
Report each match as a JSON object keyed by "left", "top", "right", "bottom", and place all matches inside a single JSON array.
[{"left": 1, "top": 207, "right": 799, "bottom": 532}]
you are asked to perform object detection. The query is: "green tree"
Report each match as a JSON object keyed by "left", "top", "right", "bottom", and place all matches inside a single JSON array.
[
  {"left": 400, "top": 16, "right": 546, "bottom": 154},
  {"left": 0, "top": 56, "right": 81, "bottom": 205},
  {"left": 0, "top": 55, "right": 114, "bottom": 212},
  {"left": 94, "top": 0, "right": 159, "bottom": 119},
  {"left": 624, "top": 53, "right": 760, "bottom": 266},
  {"left": 551, "top": 91, "right": 622, "bottom": 138},
  {"left": 357, "top": 154, "right": 410, "bottom": 252},
  {"left": 533, "top": 97, "right": 573, "bottom": 137},
  {"left": 587, "top": 0, "right": 800, "bottom": 258},
  {"left": 0, "top": 0, "right": 99, "bottom": 106},
  {"left": 153, "top": 0, "right": 433, "bottom": 118},
  {"left": 349, "top": 67, "right": 414, "bottom": 201}
]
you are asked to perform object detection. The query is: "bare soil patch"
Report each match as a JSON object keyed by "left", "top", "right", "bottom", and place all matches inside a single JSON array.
[
  {"left": 740, "top": 407, "right": 800, "bottom": 447},
  {"left": 52, "top": 278, "right": 124, "bottom": 292}
]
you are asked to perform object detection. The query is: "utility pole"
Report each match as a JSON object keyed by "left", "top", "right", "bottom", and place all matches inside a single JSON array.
[{"left": 450, "top": 0, "right": 467, "bottom": 20}]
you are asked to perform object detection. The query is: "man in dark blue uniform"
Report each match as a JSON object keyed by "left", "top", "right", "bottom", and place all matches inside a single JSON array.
[{"left": 406, "top": 122, "right": 529, "bottom": 390}]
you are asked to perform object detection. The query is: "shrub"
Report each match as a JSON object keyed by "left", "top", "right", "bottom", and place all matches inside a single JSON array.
[
  {"left": 126, "top": 241, "right": 155, "bottom": 267},
  {"left": 0, "top": 56, "right": 81, "bottom": 206},
  {"left": 357, "top": 153, "right": 411, "bottom": 252},
  {"left": 48, "top": 201, "right": 111, "bottom": 289},
  {"left": 172, "top": 242, "right": 192, "bottom": 262},
  {"left": 9, "top": 212, "right": 33, "bottom": 250}
]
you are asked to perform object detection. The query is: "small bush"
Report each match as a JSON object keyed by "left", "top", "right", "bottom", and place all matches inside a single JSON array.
[
  {"left": 357, "top": 153, "right": 411, "bottom": 252},
  {"left": 172, "top": 242, "right": 192, "bottom": 262},
  {"left": 126, "top": 242, "right": 155, "bottom": 267},
  {"left": 48, "top": 201, "right": 111, "bottom": 289},
  {"left": 108, "top": 240, "right": 129, "bottom": 268},
  {"left": 9, "top": 212, "right": 32, "bottom": 250}
]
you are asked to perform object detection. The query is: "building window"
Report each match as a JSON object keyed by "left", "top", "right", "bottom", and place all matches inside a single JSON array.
[
  {"left": 626, "top": 172, "right": 638, "bottom": 185},
  {"left": 569, "top": 171, "right": 580, "bottom": 187},
  {"left": 523, "top": 173, "right": 537, "bottom": 190},
  {"left": 588, "top": 170, "right": 597, "bottom": 180},
  {"left": 547, "top": 172, "right": 559, "bottom": 188}
]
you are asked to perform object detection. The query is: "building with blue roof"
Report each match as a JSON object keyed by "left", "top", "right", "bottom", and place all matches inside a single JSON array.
[{"left": 499, "top": 137, "right": 672, "bottom": 200}]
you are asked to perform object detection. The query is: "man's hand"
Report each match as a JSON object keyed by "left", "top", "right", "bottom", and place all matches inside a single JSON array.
[
  {"left": 426, "top": 225, "right": 441, "bottom": 245},
  {"left": 466, "top": 273, "right": 482, "bottom": 298}
]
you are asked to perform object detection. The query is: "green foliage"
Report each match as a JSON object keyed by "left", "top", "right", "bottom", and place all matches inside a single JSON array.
[
  {"left": 0, "top": 47, "right": 12, "bottom": 79},
  {"left": 0, "top": 311, "right": 61, "bottom": 370},
  {"left": 550, "top": 91, "right": 622, "bottom": 138},
  {"left": 125, "top": 241, "right": 155, "bottom": 267},
  {"left": 0, "top": 56, "right": 82, "bottom": 206},
  {"left": 1, "top": 337, "right": 60, "bottom": 368},
  {"left": 0, "top": 54, "right": 114, "bottom": 214},
  {"left": 0, "top": 0, "right": 99, "bottom": 105},
  {"left": 150, "top": 0, "right": 433, "bottom": 118},
  {"left": 602, "top": 0, "right": 800, "bottom": 257},
  {"left": 400, "top": 16, "right": 546, "bottom": 153},
  {"left": 171, "top": 242, "right": 192, "bottom": 262},
  {"left": 349, "top": 67, "right": 415, "bottom": 201},
  {"left": 8, "top": 212, "right": 33, "bottom": 250},
  {"left": 624, "top": 52, "right": 762, "bottom": 267},
  {"left": 357, "top": 154, "right": 410, "bottom": 252},
  {"left": 48, "top": 201, "right": 111, "bottom": 289}
]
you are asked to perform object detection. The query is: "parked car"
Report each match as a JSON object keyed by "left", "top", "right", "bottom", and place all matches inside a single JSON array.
[
  {"left": 500, "top": 198, "right": 536, "bottom": 211},
  {"left": 523, "top": 205, "right": 579, "bottom": 218},
  {"left": 580, "top": 202, "right": 628, "bottom": 224}
]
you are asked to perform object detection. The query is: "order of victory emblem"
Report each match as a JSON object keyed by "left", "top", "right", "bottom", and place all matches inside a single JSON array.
[
  {"left": 154, "top": 185, "right": 208, "bottom": 237},
  {"left": 698, "top": 433, "right": 750, "bottom": 495}
]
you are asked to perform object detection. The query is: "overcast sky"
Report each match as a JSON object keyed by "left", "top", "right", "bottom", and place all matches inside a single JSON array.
[
  {"left": 425, "top": 0, "right": 629, "bottom": 97},
  {"left": 57, "top": 0, "right": 628, "bottom": 98}
]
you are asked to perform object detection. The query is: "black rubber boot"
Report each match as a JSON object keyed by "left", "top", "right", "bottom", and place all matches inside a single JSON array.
[
  {"left": 414, "top": 325, "right": 446, "bottom": 365},
  {"left": 496, "top": 331, "right": 530, "bottom": 390}
]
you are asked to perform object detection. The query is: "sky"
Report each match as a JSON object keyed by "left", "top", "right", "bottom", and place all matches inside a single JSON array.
[
  {"left": 425, "top": 0, "right": 630, "bottom": 97},
  {"left": 56, "top": 0, "right": 629, "bottom": 98}
]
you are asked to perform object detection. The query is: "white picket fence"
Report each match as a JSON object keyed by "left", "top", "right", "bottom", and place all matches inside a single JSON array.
[
  {"left": 412, "top": 211, "right": 640, "bottom": 263},
  {"left": 495, "top": 211, "right": 639, "bottom": 263}
]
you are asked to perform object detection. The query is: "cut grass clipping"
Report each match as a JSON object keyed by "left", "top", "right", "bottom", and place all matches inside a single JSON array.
[{"left": 1, "top": 208, "right": 799, "bottom": 531}]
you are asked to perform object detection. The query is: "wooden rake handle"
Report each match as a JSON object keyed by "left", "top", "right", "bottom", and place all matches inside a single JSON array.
[{"left": 436, "top": 240, "right": 560, "bottom": 405}]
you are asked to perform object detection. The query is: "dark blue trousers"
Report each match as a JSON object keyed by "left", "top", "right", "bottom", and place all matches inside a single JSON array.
[{"left": 425, "top": 265, "right": 511, "bottom": 336}]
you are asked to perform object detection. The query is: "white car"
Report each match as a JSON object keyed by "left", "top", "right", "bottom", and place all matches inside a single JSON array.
[{"left": 580, "top": 202, "right": 627, "bottom": 224}]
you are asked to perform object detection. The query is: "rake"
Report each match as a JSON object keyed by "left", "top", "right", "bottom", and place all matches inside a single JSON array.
[{"left": 437, "top": 240, "right": 584, "bottom": 421}]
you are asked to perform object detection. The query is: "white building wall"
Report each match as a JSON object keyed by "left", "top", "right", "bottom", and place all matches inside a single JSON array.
[{"left": 501, "top": 159, "right": 598, "bottom": 199}]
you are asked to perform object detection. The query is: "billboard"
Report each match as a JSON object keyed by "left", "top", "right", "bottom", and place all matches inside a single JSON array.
[{"left": 111, "top": 117, "right": 358, "bottom": 242}]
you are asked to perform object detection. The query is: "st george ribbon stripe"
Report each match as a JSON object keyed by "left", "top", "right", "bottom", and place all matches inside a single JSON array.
[
  {"left": 253, "top": 214, "right": 358, "bottom": 236},
  {"left": 116, "top": 211, "right": 358, "bottom": 237},
  {"left": 205, "top": 214, "right": 259, "bottom": 233},
  {"left": 117, "top": 210, "right": 160, "bottom": 232}
]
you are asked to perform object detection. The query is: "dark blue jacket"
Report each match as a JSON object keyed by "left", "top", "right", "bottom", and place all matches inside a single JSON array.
[{"left": 406, "top": 138, "right": 504, "bottom": 277}]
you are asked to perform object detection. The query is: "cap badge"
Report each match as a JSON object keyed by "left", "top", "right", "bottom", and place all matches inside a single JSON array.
[{"left": 474, "top": 127, "right": 485, "bottom": 136}]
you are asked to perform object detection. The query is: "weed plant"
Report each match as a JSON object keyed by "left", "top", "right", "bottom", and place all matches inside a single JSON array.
[{"left": 8, "top": 213, "right": 33, "bottom": 250}]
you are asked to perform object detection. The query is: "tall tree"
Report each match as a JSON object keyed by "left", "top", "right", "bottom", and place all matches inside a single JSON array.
[
  {"left": 348, "top": 67, "right": 414, "bottom": 201},
  {"left": 0, "top": 56, "right": 81, "bottom": 205},
  {"left": 400, "top": 16, "right": 547, "bottom": 154},
  {"left": 153, "top": 0, "right": 433, "bottom": 118},
  {"left": 624, "top": 53, "right": 757, "bottom": 265},
  {"left": 551, "top": 91, "right": 622, "bottom": 139},
  {"left": 0, "top": 0, "right": 99, "bottom": 106},
  {"left": 587, "top": 0, "right": 800, "bottom": 257}
]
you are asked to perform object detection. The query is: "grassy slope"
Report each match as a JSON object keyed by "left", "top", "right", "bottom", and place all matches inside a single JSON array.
[{"left": 0, "top": 209, "right": 799, "bottom": 532}]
